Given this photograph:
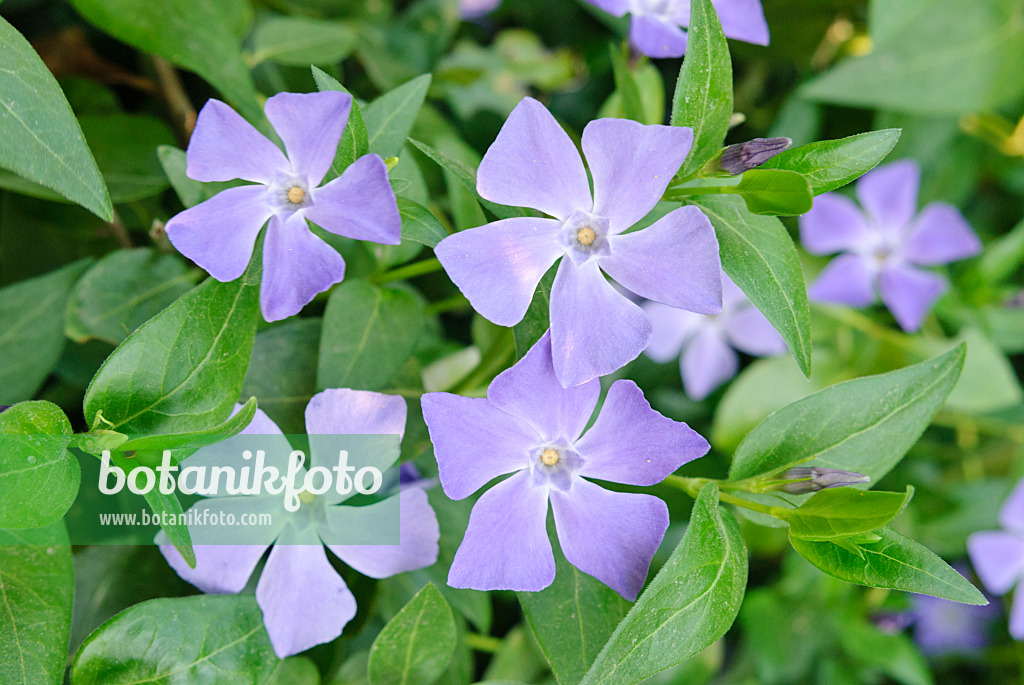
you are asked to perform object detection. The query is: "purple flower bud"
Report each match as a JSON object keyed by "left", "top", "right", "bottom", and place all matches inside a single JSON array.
[
  {"left": 719, "top": 137, "right": 792, "bottom": 175},
  {"left": 779, "top": 466, "right": 870, "bottom": 494},
  {"left": 0, "top": 405, "right": 9, "bottom": 414}
]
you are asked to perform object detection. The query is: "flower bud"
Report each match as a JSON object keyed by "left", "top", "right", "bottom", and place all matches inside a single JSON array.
[
  {"left": 778, "top": 466, "right": 870, "bottom": 494},
  {"left": 719, "top": 137, "right": 792, "bottom": 175}
]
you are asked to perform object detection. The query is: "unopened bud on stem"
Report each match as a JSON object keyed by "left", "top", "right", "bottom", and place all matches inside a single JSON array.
[
  {"left": 717, "top": 137, "right": 792, "bottom": 175},
  {"left": 777, "top": 466, "right": 870, "bottom": 494}
]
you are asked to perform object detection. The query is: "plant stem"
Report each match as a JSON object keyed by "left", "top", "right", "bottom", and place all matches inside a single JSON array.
[
  {"left": 464, "top": 633, "right": 501, "bottom": 653},
  {"left": 425, "top": 294, "right": 470, "bottom": 315},
  {"left": 664, "top": 475, "right": 782, "bottom": 517},
  {"left": 371, "top": 258, "right": 445, "bottom": 284},
  {"left": 450, "top": 329, "right": 515, "bottom": 395}
]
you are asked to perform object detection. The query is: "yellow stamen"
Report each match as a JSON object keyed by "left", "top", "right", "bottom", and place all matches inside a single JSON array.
[
  {"left": 287, "top": 186, "right": 306, "bottom": 204},
  {"left": 576, "top": 227, "right": 596, "bottom": 246},
  {"left": 298, "top": 490, "right": 316, "bottom": 504},
  {"left": 540, "top": 449, "right": 560, "bottom": 466}
]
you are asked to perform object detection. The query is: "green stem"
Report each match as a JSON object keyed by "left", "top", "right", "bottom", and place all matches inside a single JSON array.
[
  {"left": 450, "top": 330, "right": 515, "bottom": 394},
  {"left": 815, "top": 304, "right": 922, "bottom": 354},
  {"left": 663, "top": 185, "right": 734, "bottom": 200},
  {"left": 371, "top": 258, "right": 444, "bottom": 284},
  {"left": 664, "top": 475, "right": 782, "bottom": 517},
  {"left": 464, "top": 633, "right": 502, "bottom": 653},
  {"left": 425, "top": 294, "right": 470, "bottom": 315}
]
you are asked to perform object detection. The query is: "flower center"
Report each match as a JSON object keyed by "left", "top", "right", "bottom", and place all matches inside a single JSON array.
[
  {"left": 298, "top": 490, "right": 316, "bottom": 505},
  {"left": 540, "top": 448, "right": 560, "bottom": 466},
  {"left": 287, "top": 185, "right": 306, "bottom": 205},
  {"left": 576, "top": 227, "right": 596, "bottom": 246}
]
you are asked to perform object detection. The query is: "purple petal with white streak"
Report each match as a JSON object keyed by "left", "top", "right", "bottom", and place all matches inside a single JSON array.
[
  {"left": 305, "top": 154, "right": 401, "bottom": 244},
  {"left": 264, "top": 91, "right": 351, "bottom": 186},
  {"left": 260, "top": 212, "right": 346, "bottom": 322},
  {"left": 186, "top": 99, "right": 289, "bottom": 183}
]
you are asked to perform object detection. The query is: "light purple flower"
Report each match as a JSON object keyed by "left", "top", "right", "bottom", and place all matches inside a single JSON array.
[
  {"left": 586, "top": 0, "right": 769, "bottom": 58},
  {"left": 968, "top": 476, "right": 1024, "bottom": 640},
  {"left": 159, "top": 390, "right": 439, "bottom": 657},
  {"left": 435, "top": 97, "right": 722, "bottom": 388},
  {"left": 911, "top": 590, "right": 997, "bottom": 656},
  {"left": 461, "top": 0, "right": 500, "bottom": 18},
  {"left": 165, "top": 92, "right": 401, "bottom": 322},
  {"left": 800, "top": 160, "right": 981, "bottom": 333},
  {"left": 643, "top": 274, "right": 786, "bottom": 399},
  {"left": 420, "top": 331, "right": 710, "bottom": 600}
]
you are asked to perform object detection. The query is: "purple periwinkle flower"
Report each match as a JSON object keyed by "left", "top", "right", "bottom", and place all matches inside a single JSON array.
[
  {"left": 800, "top": 160, "right": 982, "bottom": 333},
  {"left": 435, "top": 97, "right": 722, "bottom": 388},
  {"left": 585, "top": 0, "right": 769, "bottom": 58},
  {"left": 159, "top": 391, "right": 439, "bottom": 657},
  {"left": 968, "top": 477, "right": 1024, "bottom": 640},
  {"left": 421, "top": 331, "right": 710, "bottom": 600},
  {"left": 460, "top": 0, "right": 501, "bottom": 18},
  {"left": 911, "top": 590, "right": 998, "bottom": 656},
  {"left": 642, "top": 274, "right": 786, "bottom": 399},
  {"left": 165, "top": 92, "right": 401, "bottom": 322}
]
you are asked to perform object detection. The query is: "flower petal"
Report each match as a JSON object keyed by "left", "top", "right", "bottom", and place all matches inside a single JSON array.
[
  {"left": 1012, "top": 586, "right": 1024, "bottom": 640},
  {"left": 586, "top": 0, "right": 629, "bottom": 15},
  {"left": 422, "top": 392, "right": 537, "bottom": 500},
  {"left": 856, "top": 160, "right": 920, "bottom": 233},
  {"left": 582, "top": 118, "right": 693, "bottom": 232},
  {"left": 576, "top": 379, "right": 708, "bottom": 485},
  {"left": 723, "top": 305, "right": 788, "bottom": 357},
  {"left": 642, "top": 301, "right": 701, "bottom": 362},
  {"left": 1000, "top": 478, "right": 1024, "bottom": 533},
  {"left": 799, "top": 193, "right": 872, "bottom": 256},
  {"left": 967, "top": 530, "right": 1024, "bottom": 596},
  {"left": 629, "top": 15, "right": 688, "bottom": 58},
  {"left": 305, "top": 388, "right": 407, "bottom": 439},
  {"left": 165, "top": 185, "right": 273, "bottom": 282},
  {"left": 808, "top": 254, "right": 876, "bottom": 308},
  {"left": 601, "top": 205, "right": 722, "bottom": 313},
  {"left": 878, "top": 264, "right": 946, "bottom": 333},
  {"left": 434, "top": 217, "right": 563, "bottom": 326},
  {"left": 488, "top": 330, "right": 600, "bottom": 443},
  {"left": 326, "top": 488, "right": 440, "bottom": 577},
  {"left": 159, "top": 543, "right": 268, "bottom": 594},
  {"left": 900, "top": 202, "right": 981, "bottom": 266},
  {"left": 305, "top": 154, "right": 401, "bottom": 244},
  {"left": 448, "top": 470, "right": 555, "bottom": 592},
  {"left": 260, "top": 212, "right": 346, "bottom": 322},
  {"left": 712, "top": 0, "right": 770, "bottom": 45},
  {"left": 550, "top": 260, "right": 652, "bottom": 388},
  {"left": 187, "top": 99, "right": 289, "bottom": 183},
  {"left": 264, "top": 91, "right": 351, "bottom": 187},
  {"left": 682, "top": 327, "right": 739, "bottom": 399},
  {"left": 477, "top": 97, "right": 592, "bottom": 221},
  {"left": 256, "top": 533, "right": 357, "bottom": 657},
  {"left": 551, "top": 479, "right": 668, "bottom": 600}
]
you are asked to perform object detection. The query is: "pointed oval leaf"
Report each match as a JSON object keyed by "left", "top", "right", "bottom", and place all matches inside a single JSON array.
[
  {"left": 368, "top": 583, "right": 457, "bottom": 685},
  {"left": 760, "top": 129, "right": 901, "bottom": 195}
]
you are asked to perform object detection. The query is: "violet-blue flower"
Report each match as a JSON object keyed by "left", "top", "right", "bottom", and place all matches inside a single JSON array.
[
  {"left": 911, "top": 590, "right": 998, "bottom": 656},
  {"left": 585, "top": 0, "right": 769, "bottom": 58},
  {"left": 421, "top": 331, "right": 710, "bottom": 600},
  {"left": 435, "top": 97, "right": 722, "bottom": 388},
  {"left": 968, "top": 477, "right": 1024, "bottom": 640},
  {"left": 643, "top": 273, "right": 787, "bottom": 399},
  {"left": 800, "top": 160, "right": 982, "bottom": 333},
  {"left": 159, "top": 390, "right": 439, "bottom": 657},
  {"left": 165, "top": 92, "right": 401, "bottom": 322}
]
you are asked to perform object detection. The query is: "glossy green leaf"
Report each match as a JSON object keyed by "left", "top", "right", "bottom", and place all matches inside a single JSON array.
[
  {"left": 610, "top": 44, "right": 645, "bottom": 123},
  {"left": 80, "top": 114, "right": 175, "bottom": 203},
  {"left": 790, "top": 527, "right": 987, "bottom": 605},
  {"left": 785, "top": 487, "right": 914, "bottom": 541},
  {"left": 264, "top": 657, "right": 321, "bottom": 685},
  {"left": 688, "top": 195, "right": 812, "bottom": 377},
  {"left": 760, "top": 130, "right": 901, "bottom": 195},
  {"left": 364, "top": 74, "right": 433, "bottom": 158},
  {"left": 241, "top": 318, "right": 321, "bottom": 434},
  {"left": 83, "top": 276, "right": 260, "bottom": 435},
  {"left": 671, "top": 0, "right": 732, "bottom": 177},
  {"left": 731, "top": 169, "right": 814, "bottom": 216},
  {"left": 934, "top": 328, "right": 1023, "bottom": 413},
  {"left": 513, "top": 268, "right": 555, "bottom": 358},
  {"left": 582, "top": 484, "right": 747, "bottom": 685},
  {"left": 318, "top": 279, "right": 425, "bottom": 391},
  {"left": 840, "top": 620, "right": 933, "bottom": 685},
  {"left": 0, "top": 523, "right": 74, "bottom": 685},
  {"left": 729, "top": 344, "right": 965, "bottom": 482},
  {"left": 0, "top": 401, "right": 78, "bottom": 529},
  {"left": 519, "top": 549, "right": 630, "bottom": 685},
  {"left": 158, "top": 145, "right": 235, "bottom": 209},
  {"left": 398, "top": 197, "right": 449, "bottom": 247},
  {"left": 977, "top": 215, "right": 1024, "bottom": 284},
  {"left": 65, "top": 248, "right": 199, "bottom": 345},
  {"left": 0, "top": 259, "right": 93, "bottom": 404},
  {"left": 249, "top": 16, "right": 356, "bottom": 66},
  {"left": 70, "top": 595, "right": 279, "bottom": 684},
  {"left": 0, "top": 17, "right": 112, "bottom": 221},
  {"left": 368, "top": 583, "right": 457, "bottom": 685},
  {"left": 115, "top": 396, "right": 257, "bottom": 452},
  {"left": 312, "top": 67, "right": 370, "bottom": 176}
]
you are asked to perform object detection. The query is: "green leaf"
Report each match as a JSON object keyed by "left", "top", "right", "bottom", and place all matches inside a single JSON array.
[
  {"left": 80, "top": 114, "right": 175, "bottom": 203},
  {"left": 398, "top": 197, "right": 449, "bottom": 247},
  {"left": 368, "top": 583, "right": 457, "bottom": 685},
  {"left": 519, "top": 549, "right": 631, "bottom": 685},
  {"left": 671, "top": 0, "right": 732, "bottom": 177},
  {"left": 364, "top": 74, "right": 433, "bottom": 158},
  {"left": 312, "top": 67, "right": 370, "bottom": 175},
  {"left": 264, "top": 657, "right": 321, "bottom": 685},
  {"left": 0, "top": 259, "right": 93, "bottom": 404},
  {"left": 249, "top": 16, "right": 356, "bottom": 66},
  {"left": 760, "top": 130, "right": 902, "bottom": 195},
  {"left": 70, "top": 595, "right": 279, "bottom": 684},
  {"left": 0, "top": 401, "right": 78, "bottom": 529},
  {"left": 318, "top": 279, "right": 425, "bottom": 391},
  {"left": 241, "top": 318, "right": 321, "bottom": 434},
  {"left": 83, "top": 276, "right": 260, "bottom": 435},
  {"left": 790, "top": 527, "right": 987, "bottom": 605},
  {"left": 730, "top": 169, "right": 813, "bottom": 216},
  {"left": 65, "top": 248, "right": 199, "bottom": 345},
  {"left": 513, "top": 268, "right": 555, "bottom": 358},
  {"left": 582, "top": 484, "right": 747, "bottom": 685},
  {"left": 729, "top": 344, "right": 966, "bottom": 482},
  {"left": 933, "top": 328, "right": 1024, "bottom": 413},
  {"left": 610, "top": 43, "right": 645, "bottom": 123},
  {"left": 115, "top": 396, "right": 257, "bottom": 452},
  {"left": 688, "top": 195, "right": 812, "bottom": 377},
  {"left": 158, "top": 145, "right": 234, "bottom": 209},
  {"left": 976, "top": 215, "right": 1024, "bottom": 284},
  {"left": 840, "top": 620, "right": 933, "bottom": 685},
  {"left": 785, "top": 487, "right": 914, "bottom": 541},
  {"left": 68, "top": 0, "right": 263, "bottom": 124},
  {"left": 0, "top": 17, "right": 112, "bottom": 221},
  {"left": 0, "top": 522, "right": 74, "bottom": 685}
]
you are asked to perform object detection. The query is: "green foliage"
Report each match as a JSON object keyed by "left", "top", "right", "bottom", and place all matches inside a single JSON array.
[
  {"left": 760, "top": 130, "right": 902, "bottom": 195},
  {"left": 364, "top": 74, "right": 433, "bottom": 158},
  {"left": 368, "top": 583, "right": 457, "bottom": 685},
  {"left": 730, "top": 168, "right": 814, "bottom": 216},
  {"left": 249, "top": 16, "right": 356, "bottom": 67},
  {"left": 784, "top": 487, "right": 914, "bottom": 541}
]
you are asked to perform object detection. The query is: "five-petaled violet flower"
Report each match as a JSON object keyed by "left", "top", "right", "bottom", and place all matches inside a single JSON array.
[
  {"left": 643, "top": 273, "right": 786, "bottom": 399},
  {"left": 910, "top": 586, "right": 998, "bottom": 656},
  {"left": 165, "top": 92, "right": 401, "bottom": 322},
  {"left": 968, "top": 476, "right": 1024, "bottom": 640},
  {"left": 800, "top": 160, "right": 981, "bottom": 333},
  {"left": 421, "top": 331, "right": 710, "bottom": 600},
  {"left": 159, "top": 390, "right": 439, "bottom": 657},
  {"left": 435, "top": 97, "right": 723, "bottom": 388},
  {"left": 585, "top": 0, "right": 769, "bottom": 58}
]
